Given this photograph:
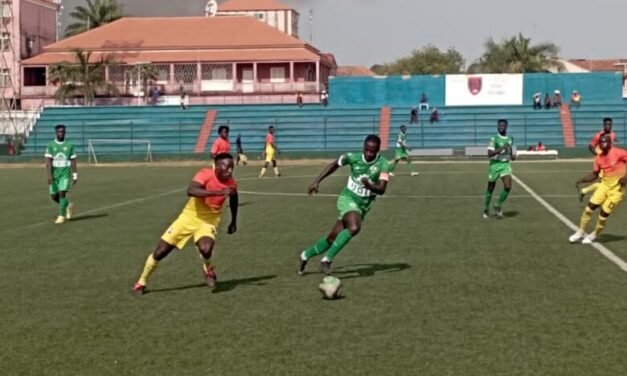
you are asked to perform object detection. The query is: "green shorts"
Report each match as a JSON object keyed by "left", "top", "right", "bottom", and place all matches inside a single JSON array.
[
  {"left": 488, "top": 163, "right": 512, "bottom": 183},
  {"left": 49, "top": 177, "right": 71, "bottom": 195},
  {"left": 395, "top": 148, "right": 409, "bottom": 160},
  {"left": 337, "top": 194, "right": 373, "bottom": 220}
]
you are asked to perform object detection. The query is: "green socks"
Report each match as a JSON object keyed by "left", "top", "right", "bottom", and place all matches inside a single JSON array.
[
  {"left": 497, "top": 189, "right": 511, "bottom": 207},
  {"left": 303, "top": 236, "right": 331, "bottom": 260},
  {"left": 388, "top": 159, "right": 399, "bottom": 173},
  {"left": 484, "top": 190, "right": 493, "bottom": 211},
  {"left": 59, "top": 197, "right": 69, "bottom": 217},
  {"left": 322, "top": 229, "right": 353, "bottom": 262}
]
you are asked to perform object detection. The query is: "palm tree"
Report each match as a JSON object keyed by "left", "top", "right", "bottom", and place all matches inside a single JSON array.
[
  {"left": 65, "top": 0, "right": 123, "bottom": 37},
  {"left": 471, "top": 33, "right": 564, "bottom": 73},
  {"left": 48, "top": 49, "right": 119, "bottom": 105}
]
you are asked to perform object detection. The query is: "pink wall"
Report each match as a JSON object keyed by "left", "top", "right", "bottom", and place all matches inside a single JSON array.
[{"left": 257, "top": 63, "right": 289, "bottom": 82}]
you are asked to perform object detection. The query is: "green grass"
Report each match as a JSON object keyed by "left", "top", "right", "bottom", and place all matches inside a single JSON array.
[{"left": 2, "top": 161, "right": 627, "bottom": 375}]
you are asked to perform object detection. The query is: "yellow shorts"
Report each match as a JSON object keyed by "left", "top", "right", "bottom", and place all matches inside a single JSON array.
[
  {"left": 265, "top": 149, "right": 275, "bottom": 162},
  {"left": 161, "top": 213, "right": 221, "bottom": 250},
  {"left": 590, "top": 183, "right": 625, "bottom": 214}
]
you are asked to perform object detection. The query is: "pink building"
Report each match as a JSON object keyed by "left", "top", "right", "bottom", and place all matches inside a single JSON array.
[
  {"left": 0, "top": 0, "right": 58, "bottom": 105},
  {"left": 216, "top": 0, "right": 299, "bottom": 38}
]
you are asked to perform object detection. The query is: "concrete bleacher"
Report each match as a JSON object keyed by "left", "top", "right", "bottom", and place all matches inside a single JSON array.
[{"left": 571, "top": 103, "right": 627, "bottom": 146}]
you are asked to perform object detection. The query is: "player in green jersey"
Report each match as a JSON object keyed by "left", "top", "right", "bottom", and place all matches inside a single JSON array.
[
  {"left": 45, "top": 125, "right": 77, "bottom": 224},
  {"left": 484, "top": 119, "right": 516, "bottom": 219},
  {"left": 388, "top": 125, "right": 419, "bottom": 177},
  {"left": 298, "top": 135, "right": 390, "bottom": 275}
]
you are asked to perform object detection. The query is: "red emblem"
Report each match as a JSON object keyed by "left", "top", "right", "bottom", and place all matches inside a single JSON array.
[{"left": 468, "top": 76, "right": 482, "bottom": 95}]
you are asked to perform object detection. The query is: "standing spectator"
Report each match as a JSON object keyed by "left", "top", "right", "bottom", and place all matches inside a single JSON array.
[
  {"left": 151, "top": 86, "right": 160, "bottom": 105},
  {"left": 571, "top": 90, "right": 581, "bottom": 108},
  {"left": 179, "top": 84, "right": 187, "bottom": 110},
  {"left": 419, "top": 93, "right": 429, "bottom": 111},
  {"left": 430, "top": 107, "right": 439, "bottom": 124},
  {"left": 236, "top": 134, "right": 248, "bottom": 165},
  {"left": 320, "top": 89, "right": 328, "bottom": 107},
  {"left": 296, "top": 92, "right": 303, "bottom": 108},
  {"left": 532, "top": 92, "right": 542, "bottom": 109},
  {"left": 544, "top": 93, "right": 552, "bottom": 109},
  {"left": 409, "top": 106, "right": 418, "bottom": 124},
  {"left": 552, "top": 90, "right": 562, "bottom": 107}
]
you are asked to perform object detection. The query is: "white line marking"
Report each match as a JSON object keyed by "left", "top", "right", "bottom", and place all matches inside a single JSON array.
[
  {"left": 512, "top": 174, "right": 627, "bottom": 273},
  {"left": 238, "top": 190, "right": 578, "bottom": 200}
]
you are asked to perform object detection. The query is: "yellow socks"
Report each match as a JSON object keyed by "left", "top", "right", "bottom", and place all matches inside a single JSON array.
[
  {"left": 594, "top": 215, "right": 608, "bottom": 236},
  {"left": 581, "top": 183, "right": 599, "bottom": 195},
  {"left": 579, "top": 207, "right": 594, "bottom": 231},
  {"left": 259, "top": 167, "right": 267, "bottom": 177},
  {"left": 273, "top": 167, "right": 280, "bottom": 176},
  {"left": 138, "top": 254, "right": 159, "bottom": 286}
]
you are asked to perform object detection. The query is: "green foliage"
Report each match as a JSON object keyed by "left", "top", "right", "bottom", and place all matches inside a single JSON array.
[
  {"left": 65, "top": 0, "right": 123, "bottom": 37},
  {"left": 371, "top": 45, "right": 465, "bottom": 75},
  {"left": 48, "top": 49, "right": 119, "bottom": 105},
  {"left": 469, "top": 33, "right": 564, "bottom": 73}
]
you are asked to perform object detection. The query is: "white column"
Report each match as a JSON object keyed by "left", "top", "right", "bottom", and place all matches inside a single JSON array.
[{"left": 315, "top": 60, "right": 320, "bottom": 93}]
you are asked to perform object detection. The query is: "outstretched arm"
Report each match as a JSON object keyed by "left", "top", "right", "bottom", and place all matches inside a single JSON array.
[
  {"left": 228, "top": 191, "right": 238, "bottom": 234},
  {"left": 187, "top": 181, "right": 232, "bottom": 198},
  {"left": 577, "top": 171, "right": 600, "bottom": 186},
  {"left": 308, "top": 161, "right": 340, "bottom": 194}
]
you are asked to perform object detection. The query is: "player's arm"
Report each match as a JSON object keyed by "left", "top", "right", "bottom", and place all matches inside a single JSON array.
[
  {"left": 588, "top": 143, "right": 597, "bottom": 155},
  {"left": 361, "top": 177, "right": 388, "bottom": 195},
  {"left": 308, "top": 160, "right": 340, "bottom": 194},
  {"left": 487, "top": 138, "right": 509, "bottom": 158},
  {"left": 70, "top": 146, "right": 77, "bottom": 185},
  {"left": 271, "top": 141, "right": 279, "bottom": 154},
  {"left": 577, "top": 170, "right": 600, "bottom": 185},
  {"left": 187, "top": 181, "right": 232, "bottom": 197},
  {"left": 45, "top": 157, "right": 53, "bottom": 184},
  {"left": 227, "top": 191, "right": 238, "bottom": 234},
  {"left": 510, "top": 139, "right": 517, "bottom": 161}
]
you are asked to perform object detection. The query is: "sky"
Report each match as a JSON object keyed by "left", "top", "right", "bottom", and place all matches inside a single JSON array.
[{"left": 59, "top": 0, "right": 627, "bottom": 67}]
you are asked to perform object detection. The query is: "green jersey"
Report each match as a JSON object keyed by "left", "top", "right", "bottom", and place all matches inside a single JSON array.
[
  {"left": 45, "top": 139, "right": 76, "bottom": 180},
  {"left": 488, "top": 134, "right": 513, "bottom": 164},
  {"left": 396, "top": 131, "right": 408, "bottom": 150},
  {"left": 337, "top": 152, "right": 390, "bottom": 206}
]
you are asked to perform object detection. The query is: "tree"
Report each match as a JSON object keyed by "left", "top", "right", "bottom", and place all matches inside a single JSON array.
[
  {"left": 371, "top": 45, "right": 465, "bottom": 75},
  {"left": 48, "top": 49, "right": 119, "bottom": 105},
  {"left": 470, "top": 33, "right": 563, "bottom": 73},
  {"left": 65, "top": 0, "right": 123, "bottom": 37}
]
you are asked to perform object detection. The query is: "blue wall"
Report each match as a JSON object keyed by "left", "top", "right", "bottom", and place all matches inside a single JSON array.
[{"left": 330, "top": 72, "right": 624, "bottom": 107}]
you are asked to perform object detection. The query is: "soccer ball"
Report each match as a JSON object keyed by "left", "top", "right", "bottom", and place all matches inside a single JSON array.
[{"left": 318, "top": 276, "right": 343, "bottom": 300}]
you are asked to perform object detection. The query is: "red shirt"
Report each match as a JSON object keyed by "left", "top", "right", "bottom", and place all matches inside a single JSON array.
[
  {"left": 211, "top": 137, "right": 230, "bottom": 155},
  {"left": 590, "top": 131, "right": 616, "bottom": 147},
  {"left": 182, "top": 168, "right": 237, "bottom": 218},
  {"left": 265, "top": 133, "right": 275, "bottom": 151},
  {"left": 594, "top": 147, "right": 627, "bottom": 185}
]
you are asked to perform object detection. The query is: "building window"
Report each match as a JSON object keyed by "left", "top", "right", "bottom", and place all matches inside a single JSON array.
[
  {"left": 0, "top": 32, "right": 9, "bottom": 51},
  {"left": 1, "top": 1, "right": 10, "bottom": 19},
  {"left": 0, "top": 68, "right": 10, "bottom": 87},
  {"left": 255, "top": 12, "right": 265, "bottom": 20},
  {"left": 270, "top": 67, "right": 286, "bottom": 83}
]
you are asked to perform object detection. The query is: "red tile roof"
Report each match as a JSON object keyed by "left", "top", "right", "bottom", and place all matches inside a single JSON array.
[
  {"left": 23, "top": 16, "right": 326, "bottom": 65},
  {"left": 569, "top": 59, "right": 627, "bottom": 72},
  {"left": 336, "top": 66, "right": 375, "bottom": 76},
  {"left": 218, "top": 0, "right": 292, "bottom": 11}
]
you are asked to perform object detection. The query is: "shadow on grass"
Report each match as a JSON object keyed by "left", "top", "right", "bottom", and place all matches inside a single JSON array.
[
  {"left": 598, "top": 234, "right": 626, "bottom": 243},
  {"left": 70, "top": 213, "right": 109, "bottom": 222},
  {"left": 504, "top": 211, "right": 519, "bottom": 218},
  {"left": 147, "top": 274, "right": 276, "bottom": 295},
  {"left": 331, "top": 263, "right": 411, "bottom": 280}
]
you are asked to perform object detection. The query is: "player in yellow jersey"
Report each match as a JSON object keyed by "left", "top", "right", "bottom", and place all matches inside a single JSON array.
[
  {"left": 570, "top": 134, "right": 627, "bottom": 244},
  {"left": 578, "top": 118, "right": 617, "bottom": 201},
  {"left": 259, "top": 125, "right": 281, "bottom": 177},
  {"left": 133, "top": 153, "right": 238, "bottom": 294}
]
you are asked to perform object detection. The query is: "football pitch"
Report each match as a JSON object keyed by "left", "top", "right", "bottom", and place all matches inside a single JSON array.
[{"left": 3, "top": 160, "right": 627, "bottom": 375}]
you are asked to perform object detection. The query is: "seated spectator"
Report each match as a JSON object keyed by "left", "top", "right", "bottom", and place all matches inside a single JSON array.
[
  {"left": 570, "top": 90, "right": 581, "bottom": 108},
  {"left": 410, "top": 106, "right": 418, "bottom": 124},
  {"left": 320, "top": 89, "right": 328, "bottom": 107},
  {"left": 430, "top": 107, "right": 439, "bottom": 124},
  {"left": 419, "top": 93, "right": 429, "bottom": 110},
  {"left": 552, "top": 90, "right": 562, "bottom": 107},
  {"left": 544, "top": 93, "right": 552, "bottom": 109},
  {"left": 296, "top": 92, "right": 303, "bottom": 108},
  {"left": 532, "top": 92, "right": 542, "bottom": 109},
  {"left": 151, "top": 86, "right": 160, "bottom": 105},
  {"left": 535, "top": 141, "right": 546, "bottom": 151}
]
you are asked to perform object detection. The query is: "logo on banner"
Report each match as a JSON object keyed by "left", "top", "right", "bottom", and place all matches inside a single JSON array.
[{"left": 468, "top": 76, "right": 482, "bottom": 95}]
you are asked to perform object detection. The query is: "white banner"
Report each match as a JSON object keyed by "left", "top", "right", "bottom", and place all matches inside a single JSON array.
[{"left": 445, "top": 74, "right": 523, "bottom": 106}]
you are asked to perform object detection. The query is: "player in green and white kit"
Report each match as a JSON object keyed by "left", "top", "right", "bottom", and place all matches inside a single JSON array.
[
  {"left": 298, "top": 135, "right": 390, "bottom": 275},
  {"left": 388, "top": 125, "right": 419, "bottom": 176},
  {"left": 484, "top": 119, "right": 515, "bottom": 218},
  {"left": 45, "top": 125, "right": 77, "bottom": 224}
]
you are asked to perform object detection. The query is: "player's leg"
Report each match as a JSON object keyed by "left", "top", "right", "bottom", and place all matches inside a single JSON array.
[
  {"left": 259, "top": 160, "right": 269, "bottom": 177},
  {"left": 484, "top": 181, "right": 496, "bottom": 218},
  {"left": 388, "top": 156, "right": 400, "bottom": 175},
  {"left": 134, "top": 239, "right": 177, "bottom": 294},
  {"left": 299, "top": 220, "right": 343, "bottom": 275},
  {"left": 272, "top": 158, "right": 281, "bottom": 177},
  {"left": 581, "top": 182, "right": 600, "bottom": 195},
  {"left": 570, "top": 195, "right": 602, "bottom": 243},
  {"left": 320, "top": 211, "right": 362, "bottom": 274},
  {"left": 583, "top": 188, "right": 623, "bottom": 243},
  {"left": 196, "top": 236, "right": 218, "bottom": 288},
  {"left": 494, "top": 174, "right": 512, "bottom": 217},
  {"left": 404, "top": 155, "right": 419, "bottom": 176}
]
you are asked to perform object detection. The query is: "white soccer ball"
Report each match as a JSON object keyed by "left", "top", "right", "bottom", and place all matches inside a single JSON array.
[{"left": 318, "top": 276, "right": 343, "bottom": 299}]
